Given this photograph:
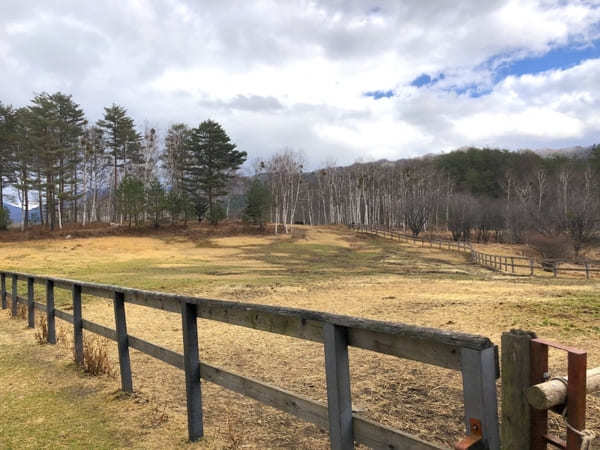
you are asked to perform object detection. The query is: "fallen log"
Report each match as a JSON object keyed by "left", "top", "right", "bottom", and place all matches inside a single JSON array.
[{"left": 527, "top": 367, "right": 600, "bottom": 410}]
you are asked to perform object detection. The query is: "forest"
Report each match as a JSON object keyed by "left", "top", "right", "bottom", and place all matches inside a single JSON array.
[{"left": 1, "top": 92, "right": 600, "bottom": 260}]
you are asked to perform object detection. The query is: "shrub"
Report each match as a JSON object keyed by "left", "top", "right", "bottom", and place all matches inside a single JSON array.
[
  {"left": 207, "top": 202, "right": 226, "bottom": 225},
  {"left": 527, "top": 233, "right": 573, "bottom": 261},
  {"left": 34, "top": 316, "right": 49, "bottom": 344},
  {"left": 82, "top": 336, "right": 114, "bottom": 377},
  {"left": 0, "top": 207, "right": 10, "bottom": 230}
]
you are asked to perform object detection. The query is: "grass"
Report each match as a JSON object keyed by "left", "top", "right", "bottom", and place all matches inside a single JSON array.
[
  {"left": 0, "top": 315, "right": 130, "bottom": 449},
  {"left": 1, "top": 224, "right": 599, "bottom": 448}
]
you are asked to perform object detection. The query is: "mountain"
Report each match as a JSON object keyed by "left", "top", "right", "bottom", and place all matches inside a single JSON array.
[
  {"left": 530, "top": 145, "right": 595, "bottom": 159},
  {"left": 3, "top": 202, "right": 41, "bottom": 225}
]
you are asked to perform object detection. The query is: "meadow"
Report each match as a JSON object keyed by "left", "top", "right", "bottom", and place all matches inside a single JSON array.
[{"left": 1, "top": 225, "right": 599, "bottom": 448}]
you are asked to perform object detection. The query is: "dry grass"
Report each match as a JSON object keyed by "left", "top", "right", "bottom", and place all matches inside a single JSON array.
[
  {"left": 82, "top": 335, "right": 115, "bottom": 377},
  {"left": 34, "top": 316, "right": 49, "bottom": 344},
  {"left": 1, "top": 225, "right": 599, "bottom": 448}
]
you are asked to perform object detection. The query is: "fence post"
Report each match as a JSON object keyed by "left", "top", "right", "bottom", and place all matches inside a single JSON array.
[
  {"left": 529, "top": 259, "right": 534, "bottom": 276},
  {"left": 73, "top": 284, "right": 84, "bottom": 366},
  {"left": 114, "top": 291, "right": 133, "bottom": 393},
  {"left": 460, "top": 346, "right": 500, "bottom": 450},
  {"left": 27, "top": 277, "right": 34, "bottom": 328},
  {"left": 1, "top": 273, "right": 6, "bottom": 309},
  {"left": 46, "top": 280, "right": 56, "bottom": 344},
  {"left": 11, "top": 274, "right": 17, "bottom": 317},
  {"left": 324, "top": 323, "right": 354, "bottom": 450},
  {"left": 553, "top": 262, "right": 557, "bottom": 278},
  {"left": 511, "top": 257, "right": 515, "bottom": 274},
  {"left": 501, "top": 329, "right": 536, "bottom": 449},
  {"left": 585, "top": 262, "right": 590, "bottom": 280},
  {"left": 182, "top": 301, "right": 203, "bottom": 441}
]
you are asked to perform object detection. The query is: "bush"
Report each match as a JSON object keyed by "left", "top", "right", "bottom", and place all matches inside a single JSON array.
[
  {"left": 34, "top": 316, "right": 49, "bottom": 344},
  {"left": 207, "top": 202, "right": 226, "bottom": 225},
  {"left": 527, "top": 233, "right": 573, "bottom": 261},
  {"left": 0, "top": 207, "right": 11, "bottom": 230},
  {"left": 82, "top": 336, "right": 114, "bottom": 377}
]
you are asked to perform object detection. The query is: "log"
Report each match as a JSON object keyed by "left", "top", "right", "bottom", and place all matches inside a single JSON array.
[{"left": 527, "top": 367, "right": 600, "bottom": 410}]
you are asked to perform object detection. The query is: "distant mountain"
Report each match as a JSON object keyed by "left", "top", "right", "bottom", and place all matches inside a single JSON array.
[
  {"left": 531, "top": 145, "right": 595, "bottom": 159},
  {"left": 3, "top": 202, "right": 41, "bottom": 225}
]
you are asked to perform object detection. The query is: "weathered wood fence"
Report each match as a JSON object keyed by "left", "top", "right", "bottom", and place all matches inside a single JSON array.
[
  {"left": 353, "top": 224, "right": 599, "bottom": 279},
  {"left": 0, "top": 270, "right": 501, "bottom": 449}
]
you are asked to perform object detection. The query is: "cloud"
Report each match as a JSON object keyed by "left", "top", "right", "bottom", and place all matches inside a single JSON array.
[{"left": 1, "top": 0, "right": 600, "bottom": 168}]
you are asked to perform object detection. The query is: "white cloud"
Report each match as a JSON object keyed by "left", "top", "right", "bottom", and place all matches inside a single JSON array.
[{"left": 1, "top": 0, "right": 600, "bottom": 168}]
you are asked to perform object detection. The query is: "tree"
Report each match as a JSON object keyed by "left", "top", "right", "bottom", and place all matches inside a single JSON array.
[
  {"left": 183, "top": 120, "right": 246, "bottom": 221},
  {"left": 145, "top": 178, "right": 165, "bottom": 228},
  {"left": 116, "top": 175, "right": 144, "bottom": 227},
  {"left": 266, "top": 149, "right": 303, "bottom": 233},
  {"left": 162, "top": 123, "right": 191, "bottom": 194},
  {"left": 97, "top": 104, "right": 141, "bottom": 221},
  {"left": 0, "top": 102, "right": 16, "bottom": 210},
  {"left": 243, "top": 178, "right": 271, "bottom": 230}
]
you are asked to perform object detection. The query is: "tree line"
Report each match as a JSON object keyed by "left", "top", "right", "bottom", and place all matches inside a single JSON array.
[
  {"left": 287, "top": 147, "right": 600, "bottom": 259},
  {"left": 2, "top": 92, "right": 600, "bottom": 259},
  {"left": 0, "top": 93, "right": 247, "bottom": 230}
]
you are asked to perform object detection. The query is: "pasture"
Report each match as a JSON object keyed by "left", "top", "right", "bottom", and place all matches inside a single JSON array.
[{"left": 1, "top": 225, "right": 599, "bottom": 448}]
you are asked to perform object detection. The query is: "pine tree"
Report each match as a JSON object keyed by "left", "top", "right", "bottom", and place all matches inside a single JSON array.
[
  {"left": 243, "top": 178, "right": 271, "bottom": 230},
  {"left": 183, "top": 120, "right": 246, "bottom": 221},
  {"left": 0, "top": 102, "right": 16, "bottom": 210},
  {"left": 97, "top": 104, "right": 141, "bottom": 221}
]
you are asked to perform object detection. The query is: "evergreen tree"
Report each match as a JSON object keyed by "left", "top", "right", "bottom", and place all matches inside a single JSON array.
[
  {"left": 183, "top": 120, "right": 246, "bottom": 221},
  {"left": 243, "top": 178, "right": 271, "bottom": 230},
  {"left": 116, "top": 175, "right": 144, "bottom": 227},
  {"left": 145, "top": 178, "right": 165, "bottom": 228},
  {"left": 0, "top": 102, "right": 16, "bottom": 210},
  {"left": 97, "top": 104, "right": 141, "bottom": 220}
]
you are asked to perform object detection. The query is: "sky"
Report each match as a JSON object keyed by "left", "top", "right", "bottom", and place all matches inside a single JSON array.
[{"left": 1, "top": 0, "right": 600, "bottom": 170}]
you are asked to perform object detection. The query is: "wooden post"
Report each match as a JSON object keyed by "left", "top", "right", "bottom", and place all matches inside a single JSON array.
[
  {"left": 461, "top": 347, "right": 500, "bottom": 450},
  {"left": 73, "top": 284, "right": 84, "bottom": 366},
  {"left": 46, "top": 280, "right": 56, "bottom": 344},
  {"left": 553, "top": 262, "right": 557, "bottom": 278},
  {"left": 584, "top": 262, "right": 590, "bottom": 280},
  {"left": 324, "top": 323, "right": 354, "bottom": 450},
  {"left": 530, "top": 258, "right": 534, "bottom": 276},
  {"left": 114, "top": 291, "right": 133, "bottom": 393},
  {"left": 11, "top": 274, "right": 17, "bottom": 317},
  {"left": 1, "top": 273, "right": 6, "bottom": 309},
  {"left": 27, "top": 277, "right": 34, "bottom": 328},
  {"left": 511, "top": 257, "right": 515, "bottom": 274},
  {"left": 182, "top": 301, "right": 203, "bottom": 441},
  {"left": 501, "top": 329, "right": 536, "bottom": 449}
]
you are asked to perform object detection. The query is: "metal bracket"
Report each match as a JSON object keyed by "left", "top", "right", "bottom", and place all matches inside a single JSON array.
[
  {"left": 455, "top": 418, "right": 484, "bottom": 450},
  {"left": 530, "top": 338, "right": 587, "bottom": 450}
]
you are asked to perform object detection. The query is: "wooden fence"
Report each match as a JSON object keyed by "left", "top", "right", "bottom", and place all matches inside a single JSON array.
[
  {"left": 353, "top": 224, "right": 599, "bottom": 279},
  {"left": 0, "top": 270, "right": 500, "bottom": 450}
]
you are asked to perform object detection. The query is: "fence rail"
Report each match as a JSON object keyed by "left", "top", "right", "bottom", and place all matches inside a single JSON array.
[
  {"left": 0, "top": 270, "right": 500, "bottom": 450},
  {"left": 353, "top": 224, "right": 599, "bottom": 279}
]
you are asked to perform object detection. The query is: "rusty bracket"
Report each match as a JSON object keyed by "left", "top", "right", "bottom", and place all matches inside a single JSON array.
[
  {"left": 455, "top": 418, "right": 483, "bottom": 450},
  {"left": 530, "top": 338, "right": 587, "bottom": 450}
]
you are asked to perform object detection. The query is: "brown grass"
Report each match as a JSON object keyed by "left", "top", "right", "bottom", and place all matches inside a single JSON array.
[
  {"left": 34, "top": 316, "right": 48, "bottom": 344},
  {"left": 80, "top": 335, "right": 115, "bottom": 377},
  {"left": 0, "top": 225, "right": 598, "bottom": 448},
  {"left": 11, "top": 302, "right": 27, "bottom": 320}
]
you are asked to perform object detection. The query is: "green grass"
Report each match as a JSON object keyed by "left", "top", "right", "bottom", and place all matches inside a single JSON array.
[{"left": 0, "top": 339, "right": 129, "bottom": 449}]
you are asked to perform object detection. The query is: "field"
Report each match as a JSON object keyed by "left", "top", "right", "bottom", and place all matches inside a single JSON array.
[{"left": 1, "top": 225, "right": 599, "bottom": 448}]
